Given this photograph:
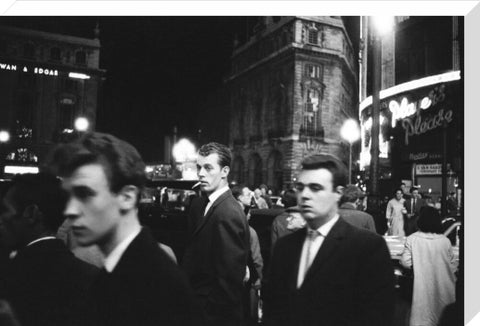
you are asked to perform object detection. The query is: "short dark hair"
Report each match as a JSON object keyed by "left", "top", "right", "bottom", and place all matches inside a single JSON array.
[
  {"left": 198, "top": 142, "right": 232, "bottom": 168},
  {"left": 231, "top": 184, "right": 242, "bottom": 200},
  {"left": 281, "top": 188, "right": 297, "bottom": 208},
  {"left": 8, "top": 173, "right": 67, "bottom": 232},
  {"left": 417, "top": 206, "right": 443, "bottom": 234},
  {"left": 341, "top": 185, "right": 363, "bottom": 203},
  {"left": 300, "top": 154, "right": 348, "bottom": 189},
  {"left": 394, "top": 188, "right": 403, "bottom": 195},
  {"left": 410, "top": 187, "right": 419, "bottom": 194},
  {"left": 46, "top": 132, "right": 146, "bottom": 197}
]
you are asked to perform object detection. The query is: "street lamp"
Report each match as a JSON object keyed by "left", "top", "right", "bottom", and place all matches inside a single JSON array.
[
  {"left": 341, "top": 119, "right": 361, "bottom": 184},
  {"left": 172, "top": 138, "right": 197, "bottom": 180},
  {"left": 0, "top": 130, "right": 10, "bottom": 143},
  {"left": 0, "top": 130, "right": 10, "bottom": 178},
  {"left": 74, "top": 117, "right": 90, "bottom": 132}
]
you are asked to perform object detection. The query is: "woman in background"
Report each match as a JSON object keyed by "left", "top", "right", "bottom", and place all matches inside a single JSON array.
[
  {"left": 401, "top": 206, "right": 456, "bottom": 326},
  {"left": 386, "top": 188, "right": 406, "bottom": 236}
]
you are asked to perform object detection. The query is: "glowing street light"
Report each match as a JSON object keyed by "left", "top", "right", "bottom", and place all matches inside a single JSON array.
[
  {"left": 74, "top": 117, "right": 89, "bottom": 132},
  {"left": 341, "top": 119, "right": 361, "bottom": 184},
  {"left": 0, "top": 130, "right": 10, "bottom": 143},
  {"left": 172, "top": 138, "right": 197, "bottom": 163}
]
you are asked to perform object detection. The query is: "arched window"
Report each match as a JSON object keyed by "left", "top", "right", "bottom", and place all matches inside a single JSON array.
[
  {"left": 231, "top": 156, "right": 245, "bottom": 184},
  {"left": 267, "top": 151, "right": 283, "bottom": 194},
  {"left": 75, "top": 51, "right": 86, "bottom": 65},
  {"left": 248, "top": 153, "right": 263, "bottom": 189}
]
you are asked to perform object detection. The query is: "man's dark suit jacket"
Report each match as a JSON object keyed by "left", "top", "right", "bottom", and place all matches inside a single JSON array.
[
  {"left": 339, "top": 202, "right": 377, "bottom": 233},
  {"left": 0, "top": 238, "right": 98, "bottom": 326},
  {"left": 90, "top": 227, "right": 204, "bottom": 326},
  {"left": 182, "top": 189, "right": 250, "bottom": 325},
  {"left": 263, "top": 217, "right": 395, "bottom": 326},
  {"left": 403, "top": 197, "right": 426, "bottom": 235}
]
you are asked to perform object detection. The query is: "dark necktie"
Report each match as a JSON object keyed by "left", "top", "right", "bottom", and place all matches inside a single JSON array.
[
  {"left": 202, "top": 197, "right": 210, "bottom": 216},
  {"left": 412, "top": 198, "right": 416, "bottom": 213}
]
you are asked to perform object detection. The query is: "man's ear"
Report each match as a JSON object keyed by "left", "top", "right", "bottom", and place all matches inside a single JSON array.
[
  {"left": 221, "top": 166, "right": 230, "bottom": 179},
  {"left": 22, "top": 204, "right": 42, "bottom": 225},
  {"left": 118, "top": 185, "right": 140, "bottom": 211}
]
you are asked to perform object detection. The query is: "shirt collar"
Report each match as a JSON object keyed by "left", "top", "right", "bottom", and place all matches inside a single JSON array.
[
  {"left": 207, "top": 185, "right": 229, "bottom": 204},
  {"left": 308, "top": 214, "right": 339, "bottom": 237},
  {"left": 104, "top": 226, "right": 141, "bottom": 273}
]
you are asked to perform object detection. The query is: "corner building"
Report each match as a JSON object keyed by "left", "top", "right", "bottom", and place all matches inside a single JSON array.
[{"left": 225, "top": 17, "right": 358, "bottom": 193}]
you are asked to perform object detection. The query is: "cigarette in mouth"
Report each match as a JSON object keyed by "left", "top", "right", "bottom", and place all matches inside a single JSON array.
[{"left": 192, "top": 182, "right": 202, "bottom": 189}]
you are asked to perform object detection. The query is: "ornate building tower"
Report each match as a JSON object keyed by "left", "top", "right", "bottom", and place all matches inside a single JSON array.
[{"left": 226, "top": 17, "right": 358, "bottom": 192}]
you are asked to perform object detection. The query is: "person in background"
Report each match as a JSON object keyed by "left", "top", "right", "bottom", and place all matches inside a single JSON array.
[
  {"left": 270, "top": 188, "right": 298, "bottom": 249},
  {"left": 401, "top": 183, "right": 411, "bottom": 200},
  {"left": 253, "top": 188, "right": 269, "bottom": 209},
  {"left": 259, "top": 184, "right": 273, "bottom": 208},
  {"left": 339, "top": 185, "right": 376, "bottom": 232},
  {"left": 0, "top": 173, "right": 99, "bottom": 326},
  {"left": 401, "top": 206, "right": 456, "bottom": 326},
  {"left": 182, "top": 142, "right": 250, "bottom": 326},
  {"left": 386, "top": 188, "right": 406, "bottom": 237},
  {"left": 48, "top": 132, "right": 203, "bottom": 326},
  {"left": 263, "top": 154, "right": 395, "bottom": 326},
  {"left": 404, "top": 187, "right": 426, "bottom": 236}
]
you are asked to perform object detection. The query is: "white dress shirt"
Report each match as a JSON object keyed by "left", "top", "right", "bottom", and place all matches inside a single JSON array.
[
  {"left": 204, "top": 185, "right": 229, "bottom": 216},
  {"left": 297, "top": 214, "right": 339, "bottom": 288},
  {"left": 104, "top": 226, "right": 141, "bottom": 272}
]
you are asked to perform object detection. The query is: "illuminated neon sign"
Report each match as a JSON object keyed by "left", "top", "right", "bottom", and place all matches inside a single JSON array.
[{"left": 1, "top": 61, "right": 58, "bottom": 76}]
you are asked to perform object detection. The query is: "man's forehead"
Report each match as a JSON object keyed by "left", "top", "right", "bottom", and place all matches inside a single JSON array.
[
  {"left": 197, "top": 153, "right": 220, "bottom": 165},
  {"left": 62, "top": 163, "right": 109, "bottom": 188},
  {"left": 298, "top": 168, "right": 333, "bottom": 183}
]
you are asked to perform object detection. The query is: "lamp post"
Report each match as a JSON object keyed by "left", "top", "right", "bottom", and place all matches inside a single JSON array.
[
  {"left": 341, "top": 119, "right": 361, "bottom": 184},
  {"left": 369, "top": 16, "right": 393, "bottom": 200}
]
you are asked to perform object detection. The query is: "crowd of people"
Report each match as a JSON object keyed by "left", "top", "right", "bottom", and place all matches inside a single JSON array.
[{"left": 0, "top": 131, "right": 460, "bottom": 326}]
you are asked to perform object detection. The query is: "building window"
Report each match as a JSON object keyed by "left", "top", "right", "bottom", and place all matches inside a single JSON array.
[
  {"left": 305, "top": 64, "right": 322, "bottom": 79},
  {"left": 75, "top": 51, "right": 86, "bottom": 65},
  {"left": 307, "top": 29, "right": 318, "bottom": 45},
  {"left": 23, "top": 43, "right": 35, "bottom": 58},
  {"left": 50, "top": 47, "right": 61, "bottom": 61},
  {"left": 301, "top": 88, "right": 323, "bottom": 138}
]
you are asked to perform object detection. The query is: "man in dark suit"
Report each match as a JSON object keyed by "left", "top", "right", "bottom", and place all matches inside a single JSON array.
[
  {"left": 339, "top": 185, "right": 376, "bottom": 232},
  {"left": 182, "top": 142, "right": 250, "bottom": 326},
  {"left": 0, "top": 173, "right": 98, "bottom": 326},
  {"left": 263, "top": 154, "right": 395, "bottom": 326},
  {"left": 49, "top": 132, "right": 203, "bottom": 326},
  {"left": 403, "top": 187, "right": 426, "bottom": 236}
]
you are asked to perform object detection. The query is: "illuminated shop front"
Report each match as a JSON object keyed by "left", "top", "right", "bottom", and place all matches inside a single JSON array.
[{"left": 359, "top": 71, "right": 463, "bottom": 204}]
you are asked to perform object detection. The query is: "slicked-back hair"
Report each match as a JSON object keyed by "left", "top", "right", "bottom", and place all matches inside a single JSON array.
[
  {"left": 417, "top": 206, "right": 443, "bottom": 234},
  {"left": 8, "top": 172, "right": 67, "bottom": 232},
  {"left": 46, "top": 132, "right": 146, "bottom": 198},
  {"left": 198, "top": 142, "right": 232, "bottom": 168},
  {"left": 300, "top": 154, "right": 348, "bottom": 189}
]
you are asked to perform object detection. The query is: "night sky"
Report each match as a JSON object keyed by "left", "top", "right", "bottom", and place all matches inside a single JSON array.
[{"left": 1, "top": 16, "right": 249, "bottom": 162}]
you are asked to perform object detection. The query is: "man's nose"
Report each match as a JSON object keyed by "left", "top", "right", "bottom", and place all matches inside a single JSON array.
[{"left": 64, "top": 198, "right": 80, "bottom": 219}]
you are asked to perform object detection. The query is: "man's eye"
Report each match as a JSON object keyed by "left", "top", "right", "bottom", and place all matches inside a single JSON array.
[
  {"left": 74, "top": 188, "right": 95, "bottom": 199},
  {"left": 309, "top": 184, "right": 323, "bottom": 192}
]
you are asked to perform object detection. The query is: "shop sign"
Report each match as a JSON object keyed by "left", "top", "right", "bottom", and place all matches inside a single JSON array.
[
  {"left": 416, "top": 164, "right": 442, "bottom": 175},
  {"left": 1, "top": 61, "right": 58, "bottom": 76},
  {"left": 402, "top": 108, "right": 453, "bottom": 145},
  {"left": 408, "top": 152, "right": 442, "bottom": 161}
]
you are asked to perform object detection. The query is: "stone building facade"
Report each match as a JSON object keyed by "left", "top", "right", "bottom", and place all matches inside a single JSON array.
[
  {"left": 0, "top": 25, "right": 104, "bottom": 175},
  {"left": 226, "top": 17, "right": 358, "bottom": 192}
]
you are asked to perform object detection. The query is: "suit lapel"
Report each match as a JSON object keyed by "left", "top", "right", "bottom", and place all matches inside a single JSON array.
[
  {"left": 302, "top": 219, "right": 347, "bottom": 286},
  {"left": 192, "top": 189, "right": 231, "bottom": 236},
  {"left": 288, "top": 229, "right": 309, "bottom": 291}
]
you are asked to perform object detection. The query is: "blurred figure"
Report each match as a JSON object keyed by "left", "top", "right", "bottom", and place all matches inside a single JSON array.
[
  {"left": 263, "top": 154, "right": 395, "bottom": 326},
  {"left": 49, "top": 132, "right": 203, "bottom": 326},
  {"left": 239, "top": 187, "right": 254, "bottom": 212},
  {"left": 182, "top": 142, "right": 249, "bottom": 326},
  {"left": 259, "top": 184, "right": 273, "bottom": 208},
  {"left": 0, "top": 300, "right": 20, "bottom": 326},
  {"left": 401, "top": 183, "right": 411, "bottom": 200},
  {"left": 386, "top": 188, "right": 406, "bottom": 237},
  {"left": 270, "top": 189, "right": 298, "bottom": 249},
  {"left": 253, "top": 188, "right": 269, "bottom": 209},
  {"left": 0, "top": 173, "right": 98, "bottom": 326},
  {"left": 401, "top": 206, "right": 456, "bottom": 326},
  {"left": 404, "top": 187, "right": 426, "bottom": 236},
  {"left": 338, "top": 185, "right": 376, "bottom": 232}
]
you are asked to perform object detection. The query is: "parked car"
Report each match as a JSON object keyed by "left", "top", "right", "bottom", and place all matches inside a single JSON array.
[{"left": 139, "top": 179, "right": 200, "bottom": 263}]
